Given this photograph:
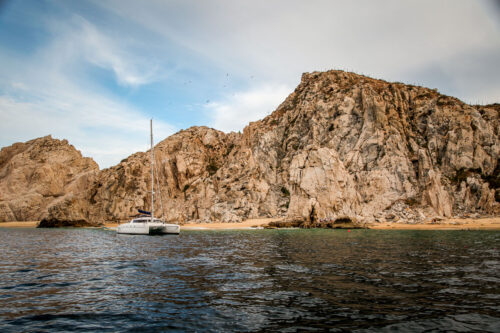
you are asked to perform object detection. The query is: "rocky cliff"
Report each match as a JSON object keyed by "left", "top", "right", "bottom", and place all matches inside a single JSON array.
[
  {"left": 2, "top": 71, "right": 499, "bottom": 226},
  {"left": 0, "top": 136, "right": 98, "bottom": 222}
]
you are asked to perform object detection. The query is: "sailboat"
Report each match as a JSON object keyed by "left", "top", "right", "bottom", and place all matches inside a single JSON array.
[{"left": 117, "top": 119, "right": 180, "bottom": 235}]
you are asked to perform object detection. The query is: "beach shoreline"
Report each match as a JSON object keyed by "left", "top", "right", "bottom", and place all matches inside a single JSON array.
[
  {"left": 367, "top": 217, "right": 500, "bottom": 230},
  {"left": 0, "top": 221, "right": 39, "bottom": 228},
  {"left": 1, "top": 217, "right": 499, "bottom": 230}
]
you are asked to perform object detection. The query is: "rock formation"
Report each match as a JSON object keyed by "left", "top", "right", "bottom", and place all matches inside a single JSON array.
[
  {"left": 1, "top": 71, "right": 499, "bottom": 226},
  {"left": 0, "top": 136, "right": 98, "bottom": 224}
]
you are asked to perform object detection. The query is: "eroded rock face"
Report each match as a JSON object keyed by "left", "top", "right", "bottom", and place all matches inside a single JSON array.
[
  {"left": 3, "top": 71, "right": 499, "bottom": 226},
  {"left": 0, "top": 136, "right": 99, "bottom": 223},
  {"left": 81, "top": 127, "right": 238, "bottom": 223},
  {"left": 262, "top": 71, "right": 499, "bottom": 223}
]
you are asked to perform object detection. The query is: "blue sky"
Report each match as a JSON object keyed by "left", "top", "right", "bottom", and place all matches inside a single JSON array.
[{"left": 0, "top": 0, "right": 499, "bottom": 168}]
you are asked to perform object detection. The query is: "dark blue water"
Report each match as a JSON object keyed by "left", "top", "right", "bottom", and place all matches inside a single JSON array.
[{"left": 0, "top": 228, "right": 499, "bottom": 332}]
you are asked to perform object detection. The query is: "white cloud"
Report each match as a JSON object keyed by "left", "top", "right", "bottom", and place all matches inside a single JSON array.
[
  {"left": 0, "top": 17, "right": 175, "bottom": 168},
  {"left": 76, "top": 18, "right": 160, "bottom": 87},
  {"left": 96, "top": 0, "right": 500, "bottom": 102},
  {"left": 206, "top": 84, "right": 292, "bottom": 133},
  {"left": 41, "top": 16, "right": 162, "bottom": 88}
]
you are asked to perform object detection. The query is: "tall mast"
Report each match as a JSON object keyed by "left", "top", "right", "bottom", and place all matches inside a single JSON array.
[{"left": 150, "top": 119, "right": 154, "bottom": 221}]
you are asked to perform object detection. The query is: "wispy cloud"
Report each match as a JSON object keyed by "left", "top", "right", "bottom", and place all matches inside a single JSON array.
[
  {"left": 43, "top": 15, "right": 162, "bottom": 88},
  {"left": 206, "top": 84, "right": 292, "bottom": 133},
  {"left": 0, "top": 15, "right": 175, "bottom": 168},
  {"left": 76, "top": 18, "right": 160, "bottom": 87}
]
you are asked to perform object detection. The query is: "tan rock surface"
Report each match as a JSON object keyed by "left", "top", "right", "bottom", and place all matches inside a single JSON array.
[
  {"left": 0, "top": 136, "right": 98, "bottom": 223},
  {"left": 2, "top": 71, "right": 499, "bottom": 226}
]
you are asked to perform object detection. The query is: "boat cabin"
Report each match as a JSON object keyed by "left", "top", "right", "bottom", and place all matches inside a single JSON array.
[{"left": 131, "top": 218, "right": 164, "bottom": 224}]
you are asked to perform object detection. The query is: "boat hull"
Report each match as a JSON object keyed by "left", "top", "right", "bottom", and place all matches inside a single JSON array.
[{"left": 117, "top": 222, "right": 180, "bottom": 235}]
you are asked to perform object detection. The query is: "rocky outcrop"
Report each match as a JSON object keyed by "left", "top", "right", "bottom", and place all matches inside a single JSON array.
[
  {"left": 265, "top": 216, "right": 362, "bottom": 229},
  {"left": 2, "top": 71, "right": 499, "bottom": 226},
  {"left": 0, "top": 136, "right": 98, "bottom": 223},
  {"left": 38, "top": 217, "right": 96, "bottom": 228},
  {"left": 49, "top": 127, "right": 240, "bottom": 224}
]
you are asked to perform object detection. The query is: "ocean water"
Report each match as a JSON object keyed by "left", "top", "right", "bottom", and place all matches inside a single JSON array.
[{"left": 0, "top": 228, "right": 499, "bottom": 332}]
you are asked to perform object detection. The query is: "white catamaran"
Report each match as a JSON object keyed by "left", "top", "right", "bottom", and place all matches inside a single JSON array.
[{"left": 117, "top": 119, "right": 180, "bottom": 235}]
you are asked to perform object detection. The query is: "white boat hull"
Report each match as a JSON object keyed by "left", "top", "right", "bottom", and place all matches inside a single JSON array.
[{"left": 117, "top": 222, "right": 180, "bottom": 235}]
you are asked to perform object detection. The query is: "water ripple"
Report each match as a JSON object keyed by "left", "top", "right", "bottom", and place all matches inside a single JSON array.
[{"left": 0, "top": 228, "right": 498, "bottom": 332}]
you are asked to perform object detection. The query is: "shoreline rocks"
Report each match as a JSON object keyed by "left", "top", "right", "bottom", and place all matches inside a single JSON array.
[{"left": 37, "top": 218, "right": 98, "bottom": 228}]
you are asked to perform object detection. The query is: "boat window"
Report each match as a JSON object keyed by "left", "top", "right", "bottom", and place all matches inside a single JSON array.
[{"left": 132, "top": 218, "right": 157, "bottom": 223}]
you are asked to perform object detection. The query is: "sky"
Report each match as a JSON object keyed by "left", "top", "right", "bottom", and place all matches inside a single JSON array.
[{"left": 0, "top": 0, "right": 499, "bottom": 168}]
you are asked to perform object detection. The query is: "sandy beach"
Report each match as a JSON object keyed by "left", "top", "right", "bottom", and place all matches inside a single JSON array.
[
  {"left": 1, "top": 217, "right": 499, "bottom": 230},
  {"left": 102, "top": 217, "right": 500, "bottom": 230},
  {"left": 0, "top": 221, "right": 39, "bottom": 228},
  {"left": 176, "top": 217, "right": 500, "bottom": 230},
  {"left": 180, "top": 218, "right": 281, "bottom": 230},
  {"left": 368, "top": 217, "right": 500, "bottom": 230}
]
